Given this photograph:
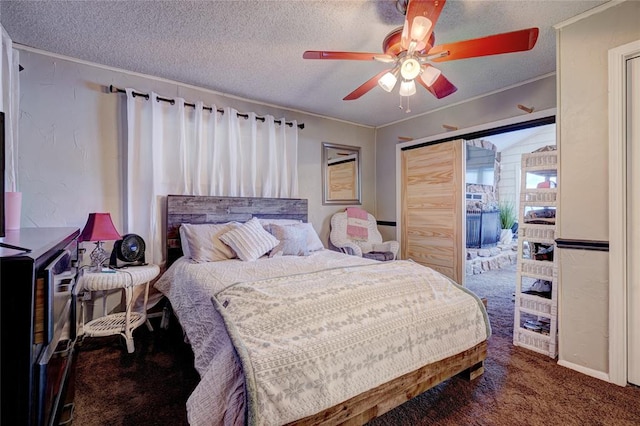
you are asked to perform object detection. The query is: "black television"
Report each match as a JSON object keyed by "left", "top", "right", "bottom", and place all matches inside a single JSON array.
[{"left": 1, "top": 111, "right": 4, "bottom": 238}]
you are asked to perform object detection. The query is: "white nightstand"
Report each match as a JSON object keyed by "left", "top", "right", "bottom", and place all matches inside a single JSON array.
[{"left": 80, "top": 264, "right": 160, "bottom": 353}]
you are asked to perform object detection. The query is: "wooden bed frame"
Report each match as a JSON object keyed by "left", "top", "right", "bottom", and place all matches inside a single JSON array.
[{"left": 165, "top": 195, "right": 487, "bottom": 425}]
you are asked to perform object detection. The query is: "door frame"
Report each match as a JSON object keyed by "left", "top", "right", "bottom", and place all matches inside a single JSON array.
[
  {"left": 608, "top": 39, "right": 640, "bottom": 387},
  {"left": 395, "top": 108, "right": 557, "bottom": 284}
]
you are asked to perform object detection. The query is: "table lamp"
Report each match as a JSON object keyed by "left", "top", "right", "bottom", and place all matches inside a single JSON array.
[{"left": 79, "top": 213, "right": 121, "bottom": 271}]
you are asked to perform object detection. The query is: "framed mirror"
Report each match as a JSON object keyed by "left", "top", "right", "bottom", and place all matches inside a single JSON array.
[{"left": 322, "top": 142, "right": 361, "bottom": 205}]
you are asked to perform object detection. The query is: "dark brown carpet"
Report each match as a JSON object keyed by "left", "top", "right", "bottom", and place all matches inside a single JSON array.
[
  {"left": 73, "top": 318, "right": 198, "bottom": 426},
  {"left": 74, "top": 263, "right": 640, "bottom": 425}
]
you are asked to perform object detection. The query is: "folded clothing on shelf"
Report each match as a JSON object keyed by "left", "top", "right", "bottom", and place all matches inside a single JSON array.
[{"left": 530, "top": 279, "right": 551, "bottom": 292}]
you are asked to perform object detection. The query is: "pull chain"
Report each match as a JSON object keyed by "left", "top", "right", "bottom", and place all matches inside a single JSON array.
[{"left": 398, "top": 96, "right": 412, "bottom": 113}]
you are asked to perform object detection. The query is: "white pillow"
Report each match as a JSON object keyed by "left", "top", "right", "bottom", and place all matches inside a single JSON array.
[
  {"left": 268, "top": 224, "right": 309, "bottom": 257},
  {"left": 179, "top": 225, "right": 191, "bottom": 259},
  {"left": 300, "top": 223, "right": 324, "bottom": 252},
  {"left": 219, "top": 217, "right": 280, "bottom": 261},
  {"left": 180, "top": 222, "right": 241, "bottom": 263},
  {"left": 258, "top": 218, "right": 303, "bottom": 227}
]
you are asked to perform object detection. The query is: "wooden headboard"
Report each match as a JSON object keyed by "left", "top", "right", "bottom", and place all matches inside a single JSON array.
[{"left": 166, "top": 195, "right": 308, "bottom": 266}]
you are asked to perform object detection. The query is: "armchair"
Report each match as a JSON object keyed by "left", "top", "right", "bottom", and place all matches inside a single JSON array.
[{"left": 329, "top": 209, "right": 399, "bottom": 260}]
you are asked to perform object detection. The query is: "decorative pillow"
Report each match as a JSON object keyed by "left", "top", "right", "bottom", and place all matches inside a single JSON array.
[
  {"left": 258, "top": 218, "right": 302, "bottom": 228},
  {"left": 268, "top": 224, "right": 309, "bottom": 257},
  {"left": 346, "top": 207, "right": 369, "bottom": 241},
  {"left": 300, "top": 223, "right": 324, "bottom": 252},
  {"left": 219, "top": 217, "right": 280, "bottom": 261},
  {"left": 180, "top": 222, "right": 241, "bottom": 263},
  {"left": 178, "top": 225, "right": 192, "bottom": 259}
]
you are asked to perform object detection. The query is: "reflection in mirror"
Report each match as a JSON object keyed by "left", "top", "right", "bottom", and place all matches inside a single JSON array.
[{"left": 322, "top": 142, "right": 361, "bottom": 205}]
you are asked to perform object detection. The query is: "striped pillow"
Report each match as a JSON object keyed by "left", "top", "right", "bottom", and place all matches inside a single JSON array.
[{"left": 219, "top": 217, "right": 280, "bottom": 261}]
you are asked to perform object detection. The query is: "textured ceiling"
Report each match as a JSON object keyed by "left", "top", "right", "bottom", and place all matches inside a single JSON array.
[{"left": 1, "top": 0, "right": 608, "bottom": 127}]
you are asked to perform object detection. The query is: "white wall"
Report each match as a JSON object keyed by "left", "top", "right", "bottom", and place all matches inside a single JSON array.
[
  {"left": 15, "top": 48, "right": 376, "bottom": 252},
  {"left": 498, "top": 124, "right": 556, "bottom": 217},
  {"left": 556, "top": 0, "right": 640, "bottom": 377}
]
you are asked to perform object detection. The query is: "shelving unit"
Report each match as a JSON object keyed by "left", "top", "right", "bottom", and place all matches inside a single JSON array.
[{"left": 513, "top": 150, "right": 558, "bottom": 358}]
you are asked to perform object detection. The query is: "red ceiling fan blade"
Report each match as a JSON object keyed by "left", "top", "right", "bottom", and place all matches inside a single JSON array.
[
  {"left": 343, "top": 70, "right": 391, "bottom": 101},
  {"left": 401, "top": 0, "right": 447, "bottom": 51},
  {"left": 416, "top": 73, "right": 457, "bottom": 99},
  {"left": 428, "top": 28, "right": 539, "bottom": 62},
  {"left": 303, "top": 51, "right": 392, "bottom": 61}
]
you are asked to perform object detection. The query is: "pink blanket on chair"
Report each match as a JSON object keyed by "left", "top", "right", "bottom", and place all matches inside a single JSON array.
[{"left": 346, "top": 207, "right": 369, "bottom": 241}]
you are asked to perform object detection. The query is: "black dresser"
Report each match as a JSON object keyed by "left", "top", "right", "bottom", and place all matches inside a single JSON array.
[{"left": 1, "top": 227, "right": 80, "bottom": 426}]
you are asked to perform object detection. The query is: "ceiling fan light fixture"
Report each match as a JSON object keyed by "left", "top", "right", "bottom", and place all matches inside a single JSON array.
[
  {"left": 378, "top": 69, "right": 399, "bottom": 92},
  {"left": 399, "top": 79, "right": 416, "bottom": 97},
  {"left": 420, "top": 65, "right": 442, "bottom": 87},
  {"left": 410, "top": 16, "right": 432, "bottom": 42},
  {"left": 400, "top": 57, "right": 421, "bottom": 80}
]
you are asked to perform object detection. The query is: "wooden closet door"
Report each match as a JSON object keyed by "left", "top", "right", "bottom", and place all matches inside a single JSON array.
[{"left": 401, "top": 139, "right": 465, "bottom": 284}]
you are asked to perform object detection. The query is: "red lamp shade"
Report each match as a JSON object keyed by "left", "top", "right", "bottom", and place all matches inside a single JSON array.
[{"left": 79, "top": 213, "right": 121, "bottom": 242}]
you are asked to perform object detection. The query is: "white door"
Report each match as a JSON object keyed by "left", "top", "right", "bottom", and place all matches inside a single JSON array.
[{"left": 628, "top": 55, "right": 640, "bottom": 386}]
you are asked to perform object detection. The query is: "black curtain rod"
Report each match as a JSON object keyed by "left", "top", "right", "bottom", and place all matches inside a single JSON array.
[{"left": 109, "top": 85, "right": 304, "bottom": 130}]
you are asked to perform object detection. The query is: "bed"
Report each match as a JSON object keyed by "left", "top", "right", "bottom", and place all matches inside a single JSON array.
[{"left": 154, "top": 195, "right": 490, "bottom": 426}]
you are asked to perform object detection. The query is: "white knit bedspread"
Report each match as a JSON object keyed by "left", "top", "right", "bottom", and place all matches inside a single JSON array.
[{"left": 154, "top": 251, "right": 490, "bottom": 426}]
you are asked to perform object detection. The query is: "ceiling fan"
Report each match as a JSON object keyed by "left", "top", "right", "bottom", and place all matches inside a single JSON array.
[{"left": 302, "top": 0, "right": 539, "bottom": 101}]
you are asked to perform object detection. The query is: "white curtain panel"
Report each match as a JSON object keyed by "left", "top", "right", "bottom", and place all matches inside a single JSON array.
[
  {"left": 125, "top": 89, "right": 299, "bottom": 265},
  {"left": 1, "top": 26, "right": 20, "bottom": 192}
]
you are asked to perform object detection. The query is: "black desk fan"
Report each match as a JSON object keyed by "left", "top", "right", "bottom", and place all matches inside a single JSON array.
[{"left": 110, "top": 234, "right": 147, "bottom": 268}]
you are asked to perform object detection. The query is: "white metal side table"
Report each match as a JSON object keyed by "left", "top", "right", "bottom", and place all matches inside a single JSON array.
[{"left": 80, "top": 264, "right": 160, "bottom": 353}]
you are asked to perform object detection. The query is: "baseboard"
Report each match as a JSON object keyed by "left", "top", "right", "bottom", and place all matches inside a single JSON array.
[{"left": 557, "top": 359, "right": 611, "bottom": 383}]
